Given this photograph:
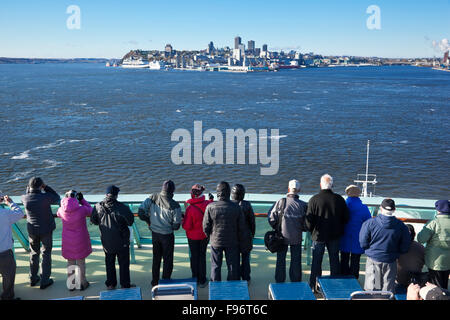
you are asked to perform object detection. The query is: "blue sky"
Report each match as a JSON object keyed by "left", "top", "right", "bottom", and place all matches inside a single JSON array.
[{"left": 0, "top": 0, "right": 449, "bottom": 58}]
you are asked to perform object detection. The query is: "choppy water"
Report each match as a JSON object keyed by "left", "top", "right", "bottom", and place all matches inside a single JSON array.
[{"left": 0, "top": 64, "right": 448, "bottom": 199}]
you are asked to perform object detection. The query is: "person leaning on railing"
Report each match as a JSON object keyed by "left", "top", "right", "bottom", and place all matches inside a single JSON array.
[
  {"left": 21, "top": 177, "right": 61, "bottom": 290},
  {"left": 0, "top": 194, "right": 24, "bottom": 300},
  {"left": 417, "top": 200, "right": 450, "bottom": 290}
]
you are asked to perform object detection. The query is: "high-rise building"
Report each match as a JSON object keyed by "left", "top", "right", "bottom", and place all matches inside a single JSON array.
[
  {"left": 262, "top": 44, "right": 268, "bottom": 52},
  {"left": 207, "top": 41, "right": 215, "bottom": 54},
  {"left": 234, "top": 36, "right": 242, "bottom": 49},
  {"left": 165, "top": 44, "right": 173, "bottom": 58},
  {"left": 248, "top": 40, "right": 255, "bottom": 53}
]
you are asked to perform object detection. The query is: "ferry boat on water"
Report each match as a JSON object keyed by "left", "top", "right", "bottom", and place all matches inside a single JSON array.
[{"left": 121, "top": 57, "right": 150, "bottom": 69}]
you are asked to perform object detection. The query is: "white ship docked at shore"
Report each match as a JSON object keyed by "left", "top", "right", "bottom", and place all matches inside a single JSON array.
[
  {"left": 121, "top": 57, "right": 149, "bottom": 69},
  {"left": 149, "top": 60, "right": 166, "bottom": 70}
]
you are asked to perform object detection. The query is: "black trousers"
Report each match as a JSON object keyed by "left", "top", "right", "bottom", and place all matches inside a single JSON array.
[
  {"left": 428, "top": 269, "right": 449, "bottom": 290},
  {"left": 29, "top": 232, "right": 53, "bottom": 284},
  {"left": 151, "top": 232, "right": 175, "bottom": 286},
  {"left": 0, "top": 249, "right": 16, "bottom": 300},
  {"left": 188, "top": 238, "right": 208, "bottom": 284},
  {"left": 340, "top": 251, "right": 362, "bottom": 279},
  {"left": 104, "top": 246, "right": 131, "bottom": 288},
  {"left": 210, "top": 246, "right": 240, "bottom": 282}
]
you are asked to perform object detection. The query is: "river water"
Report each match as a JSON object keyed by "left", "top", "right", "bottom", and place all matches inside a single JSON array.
[{"left": 0, "top": 64, "right": 448, "bottom": 199}]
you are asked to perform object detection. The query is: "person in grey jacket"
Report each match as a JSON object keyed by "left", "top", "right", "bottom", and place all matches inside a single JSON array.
[
  {"left": 268, "top": 179, "right": 308, "bottom": 283},
  {"left": 21, "top": 177, "right": 60, "bottom": 289},
  {"left": 0, "top": 193, "right": 24, "bottom": 300},
  {"left": 138, "top": 180, "right": 182, "bottom": 286},
  {"left": 203, "top": 181, "right": 246, "bottom": 281}
]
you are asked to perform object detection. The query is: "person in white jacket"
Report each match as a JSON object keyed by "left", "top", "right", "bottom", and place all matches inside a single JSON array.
[{"left": 0, "top": 193, "right": 25, "bottom": 300}]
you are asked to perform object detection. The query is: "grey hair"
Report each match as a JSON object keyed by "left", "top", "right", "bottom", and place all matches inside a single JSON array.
[{"left": 320, "top": 174, "right": 333, "bottom": 190}]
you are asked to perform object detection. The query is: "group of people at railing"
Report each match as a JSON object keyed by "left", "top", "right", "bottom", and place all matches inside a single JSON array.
[{"left": 0, "top": 174, "right": 449, "bottom": 300}]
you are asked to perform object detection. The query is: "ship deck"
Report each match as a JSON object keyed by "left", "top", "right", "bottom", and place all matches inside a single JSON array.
[{"left": 12, "top": 244, "right": 368, "bottom": 300}]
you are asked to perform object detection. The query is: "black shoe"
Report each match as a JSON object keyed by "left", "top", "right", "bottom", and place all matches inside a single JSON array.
[
  {"left": 106, "top": 285, "right": 116, "bottom": 290},
  {"left": 30, "top": 277, "right": 40, "bottom": 287},
  {"left": 40, "top": 279, "right": 54, "bottom": 290},
  {"left": 80, "top": 282, "right": 90, "bottom": 291},
  {"left": 121, "top": 283, "right": 136, "bottom": 289}
]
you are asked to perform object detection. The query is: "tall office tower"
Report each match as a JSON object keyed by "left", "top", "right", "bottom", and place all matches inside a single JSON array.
[
  {"left": 207, "top": 41, "right": 215, "bottom": 54},
  {"left": 248, "top": 40, "right": 255, "bottom": 53},
  {"left": 234, "top": 36, "right": 242, "bottom": 49}
]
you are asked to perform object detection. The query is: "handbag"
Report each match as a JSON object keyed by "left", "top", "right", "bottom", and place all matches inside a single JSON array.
[{"left": 264, "top": 198, "right": 287, "bottom": 253}]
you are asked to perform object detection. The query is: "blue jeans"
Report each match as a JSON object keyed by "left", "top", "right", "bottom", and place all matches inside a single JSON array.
[
  {"left": 275, "top": 243, "right": 302, "bottom": 283},
  {"left": 210, "top": 246, "right": 240, "bottom": 281},
  {"left": 309, "top": 238, "right": 341, "bottom": 290}
]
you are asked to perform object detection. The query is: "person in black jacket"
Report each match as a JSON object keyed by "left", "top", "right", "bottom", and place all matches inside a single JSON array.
[
  {"left": 305, "top": 174, "right": 350, "bottom": 291},
  {"left": 90, "top": 185, "right": 135, "bottom": 290},
  {"left": 203, "top": 181, "right": 246, "bottom": 281},
  {"left": 231, "top": 184, "right": 255, "bottom": 282},
  {"left": 21, "top": 177, "right": 61, "bottom": 289}
]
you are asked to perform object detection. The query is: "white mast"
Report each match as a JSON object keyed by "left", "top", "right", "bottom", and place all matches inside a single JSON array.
[{"left": 354, "top": 140, "right": 377, "bottom": 197}]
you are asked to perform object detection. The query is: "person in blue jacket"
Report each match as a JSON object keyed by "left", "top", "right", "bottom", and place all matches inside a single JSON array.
[
  {"left": 359, "top": 198, "right": 411, "bottom": 293},
  {"left": 339, "top": 185, "right": 372, "bottom": 279}
]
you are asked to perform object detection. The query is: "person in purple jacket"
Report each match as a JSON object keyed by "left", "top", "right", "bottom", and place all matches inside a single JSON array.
[
  {"left": 57, "top": 190, "right": 93, "bottom": 291},
  {"left": 339, "top": 185, "right": 372, "bottom": 279}
]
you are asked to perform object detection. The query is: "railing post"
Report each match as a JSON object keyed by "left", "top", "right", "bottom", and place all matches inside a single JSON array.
[
  {"left": 304, "top": 231, "right": 312, "bottom": 266},
  {"left": 12, "top": 223, "right": 30, "bottom": 252}
]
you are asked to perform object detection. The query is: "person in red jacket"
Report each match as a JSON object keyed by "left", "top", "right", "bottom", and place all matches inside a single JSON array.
[{"left": 182, "top": 184, "right": 213, "bottom": 287}]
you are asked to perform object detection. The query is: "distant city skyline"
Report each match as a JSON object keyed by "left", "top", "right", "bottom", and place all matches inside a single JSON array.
[{"left": 0, "top": 0, "right": 449, "bottom": 59}]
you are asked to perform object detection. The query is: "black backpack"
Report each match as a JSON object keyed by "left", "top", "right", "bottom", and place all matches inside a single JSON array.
[{"left": 264, "top": 198, "right": 287, "bottom": 253}]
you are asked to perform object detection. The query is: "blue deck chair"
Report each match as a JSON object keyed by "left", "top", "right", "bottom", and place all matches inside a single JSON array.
[
  {"left": 152, "top": 278, "right": 198, "bottom": 300},
  {"left": 99, "top": 287, "right": 142, "bottom": 300},
  {"left": 268, "top": 282, "right": 316, "bottom": 300},
  {"left": 209, "top": 280, "right": 250, "bottom": 300},
  {"left": 317, "top": 276, "right": 363, "bottom": 300},
  {"left": 51, "top": 296, "right": 84, "bottom": 300}
]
